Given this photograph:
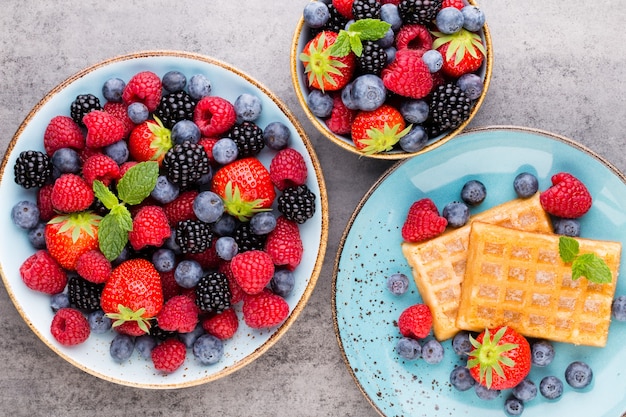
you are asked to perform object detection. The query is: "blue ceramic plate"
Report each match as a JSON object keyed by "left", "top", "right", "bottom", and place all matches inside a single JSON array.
[
  {"left": 333, "top": 126, "right": 626, "bottom": 417},
  {"left": 0, "top": 51, "right": 328, "bottom": 388}
]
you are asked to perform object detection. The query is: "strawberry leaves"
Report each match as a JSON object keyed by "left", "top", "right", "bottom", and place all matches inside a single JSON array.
[
  {"left": 467, "top": 327, "right": 518, "bottom": 389},
  {"left": 432, "top": 28, "right": 486, "bottom": 65},
  {"left": 559, "top": 236, "right": 612, "bottom": 284}
]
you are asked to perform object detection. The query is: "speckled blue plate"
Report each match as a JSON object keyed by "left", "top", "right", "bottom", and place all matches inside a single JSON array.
[{"left": 333, "top": 126, "right": 626, "bottom": 417}]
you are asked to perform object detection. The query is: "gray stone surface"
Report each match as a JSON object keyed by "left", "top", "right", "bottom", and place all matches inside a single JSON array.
[{"left": 0, "top": 1, "right": 625, "bottom": 416}]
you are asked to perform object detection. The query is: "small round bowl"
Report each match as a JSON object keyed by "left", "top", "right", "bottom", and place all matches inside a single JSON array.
[
  {"left": 290, "top": 0, "right": 493, "bottom": 160},
  {"left": 0, "top": 51, "right": 329, "bottom": 388}
]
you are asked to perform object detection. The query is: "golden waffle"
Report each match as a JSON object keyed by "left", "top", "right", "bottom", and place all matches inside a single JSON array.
[
  {"left": 401, "top": 194, "right": 552, "bottom": 341},
  {"left": 456, "top": 222, "right": 621, "bottom": 347}
]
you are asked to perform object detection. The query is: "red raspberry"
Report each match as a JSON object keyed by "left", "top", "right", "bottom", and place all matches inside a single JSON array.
[
  {"left": 219, "top": 261, "right": 245, "bottom": 304},
  {"left": 410, "top": 197, "right": 439, "bottom": 213},
  {"left": 382, "top": 49, "right": 433, "bottom": 99},
  {"left": 115, "top": 320, "right": 148, "bottom": 336},
  {"left": 51, "top": 173, "right": 94, "bottom": 213},
  {"left": 37, "top": 183, "right": 55, "bottom": 221},
  {"left": 269, "top": 148, "right": 308, "bottom": 191},
  {"left": 540, "top": 172, "right": 592, "bottom": 218},
  {"left": 332, "top": 0, "right": 355, "bottom": 19},
  {"left": 401, "top": 198, "right": 448, "bottom": 242},
  {"left": 230, "top": 250, "right": 275, "bottom": 295},
  {"left": 122, "top": 71, "right": 162, "bottom": 112},
  {"left": 184, "top": 239, "right": 220, "bottom": 269},
  {"left": 75, "top": 250, "right": 111, "bottom": 284},
  {"left": 50, "top": 308, "right": 90, "bottom": 346},
  {"left": 163, "top": 190, "right": 198, "bottom": 226},
  {"left": 103, "top": 101, "right": 134, "bottom": 138},
  {"left": 128, "top": 205, "right": 172, "bottom": 250},
  {"left": 398, "top": 304, "right": 433, "bottom": 339},
  {"left": 83, "top": 110, "right": 127, "bottom": 149},
  {"left": 193, "top": 96, "right": 237, "bottom": 137},
  {"left": 43, "top": 115, "right": 85, "bottom": 156},
  {"left": 160, "top": 270, "right": 183, "bottom": 301},
  {"left": 242, "top": 289, "right": 290, "bottom": 329},
  {"left": 265, "top": 216, "right": 303, "bottom": 270},
  {"left": 198, "top": 137, "right": 219, "bottom": 164},
  {"left": 202, "top": 308, "right": 239, "bottom": 340},
  {"left": 156, "top": 295, "right": 200, "bottom": 333},
  {"left": 119, "top": 161, "right": 138, "bottom": 177},
  {"left": 325, "top": 93, "right": 357, "bottom": 135},
  {"left": 395, "top": 24, "right": 433, "bottom": 55},
  {"left": 19, "top": 250, "right": 67, "bottom": 294},
  {"left": 82, "top": 153, "right": 121, "bottom": 187},
  {"left": 442, "top": 0, "right": 465, "bottom": 9},
  {"left": 151, "top": 338, "right": 186, "bottom": 373}
]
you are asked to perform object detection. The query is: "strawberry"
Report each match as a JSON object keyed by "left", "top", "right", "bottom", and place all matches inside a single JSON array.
[
  {"left": 156, "top": 294, "right": 200, "bottom": 333},
  {"left": 103, "top": 101, "right": 134, "bottom": 138},
  {"left": 163, "top": 190, "right": 198, "bottom": 226},
  {"left": 50, "top": 173, "right": 94, "bottom": 213},
  {"left": 398, "top": 304, "right": 433, "bottom": 339},
  {"left": 50, "top": 308, "right": 90, "bottom": 346},
  {"left": 395, "top": 24, "right": 433, "bottom": 55},
  {"left": 433, "top": 29, "right": 486, "bottom": 78},
  {"left": 269, "top": 148, "right": 308, "bottom": 191},
  {"left": 202, "top": 308, "right": 239, "bottom": 340},
  {"left": 75, "top": 249, "right": 111, "bottom": 284},
  {"left": 211, "top": 157, "right": 276, "bottom": 221},
  {"left": 325, "top": 93, "right": 357, "bottom": 135},
  {"left": 193, "top": 96, "right": 237, "bottom": 137},
  {"left": 83, "top": 110, "right": 127, "bottom": 149},
  {"left": 100, "top": 258, "right": 164, "bottom": 334},
  {"left": 242, "top": 289, "right": 290, "bottom": 329},
  {"left": 401, "top": 198, "right": 448, "bottom": 242},
  {"left": 19, "top": 250, "right": 67, "bottom": 294},
  {"left": 122, "top": 70, "right": 162, "bottom": 112},
  {"left": 382, "top": 49, "right": 433, "bottom": 99},
  {"left": 44, "top": 211, "right": 101, "bottom": 270},
  {"left": 540, "top": 172, "right": 592, "bottom": 218},
  {"left": 128, "top": 205, "right": 172, "bottom": 251},
  {"left": 128, "top": 118, "right": 173, "bottom": 165},
  {"left": 300, "top": 31, "right": 356, "bottom": 92},
  {"left": 82, "top": 153, "right": 121, "bottom": 187},
  {"left": 151, "top": 338, "right": 186, "bottom": 373},
  {"left": 265, "top": 216, "right": 303, "bottom": 270},
  {"left": 467, "top": 326, "right": 532, "bottom": 390},
  {"left": 351, "top": 104, "right": 412, "bottom": 154},
  {"left": 230, "top": 250, "right": 275, "bottom": 295},
  {"left": 332, "top": 0, "right": 354, "bottom": 19},
  {"left": 43, "top": 115, "right": 85, "bottom": 156}
]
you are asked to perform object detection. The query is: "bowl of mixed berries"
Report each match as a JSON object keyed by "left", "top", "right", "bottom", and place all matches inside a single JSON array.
[
  {"left": 1, "top": 51, "right": 328, "bottom": 388},
  {"left": 290, "top": 0, "right": 493, "bottom": 159}
]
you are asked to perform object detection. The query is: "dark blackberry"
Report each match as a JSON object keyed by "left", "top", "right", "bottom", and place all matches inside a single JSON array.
[
  {"left": 162, "top": 141, "right": 211, "bottom": 188},
  {"left": 68, "top": 274, "right": 104, "bottom": 311},
  {"left": 277, "top": 185, "right": 316, "bottom": 224},
  {"left": 352, "top": 0, "right": 381, "bottom": 19},
  {"left": 149, "top": 322, "right": 177, "bottom": 341},
  {"left": 428, "top": 82, "right": 472, "bottom": 136},
  {"left": 175, "top": 219, "right": 213, "bottom": 254},
  {"left": 70, "top": 93, "right": 102, "bottom": 126},
  {"left": 195, "top": 271, "right": 231, "bottom": 313},
  {"left": 357, "top": 41, "right": 387, "bottom": 75},
  {"left": 321, "top": 4, "right": 349, "bottom": 33},
  {"left": 398, "top": 0, "right": 443, "bottom": 25},
  {"left": 227, "top": 121, "right": 265, "bottom": 157},
  {"left": 234, "top": 222, "right": 266, "bottom": 252},
  {"left": 153, "top": 90, "right": 197, "bottom": 129},
  {"left": 13, "top": 150, "right": 52, "bottom": 189}
]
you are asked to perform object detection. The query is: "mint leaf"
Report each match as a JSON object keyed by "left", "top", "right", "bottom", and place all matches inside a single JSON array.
[
  {"left": 98, "top": 207, "right": 132, "bottom": 261},
  {"left": 572, "top": 253, "right": 613, "bottom": 284},
  {"left": 329, "top": 31, "right": 352, "bottom": 57},
  {"left": 93, "top": 180, "right": 119, "bottom": 210},
  {"left": 349, "top": 18, "right": 391, "bottom": 41},
  {"left": 559, "top": 236, "right": 579, "bottom": 263},
  {"left": 329, "top": 19, "right": 391, "bottom": 57},
  {"left": 117, "top": 161, "right": 159, "bottom": 205},
  {"left": 349, "top": 34, "right": 363, "bottom": 57}
]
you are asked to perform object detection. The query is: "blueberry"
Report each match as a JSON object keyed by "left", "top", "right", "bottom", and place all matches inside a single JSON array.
[
  {"left": 172, "top": 119, "right": 201, "bottom": 144},
  {"left": 164, "top": 228, "right": 182, "bottom": 254},
  {"left": 87, "top": 309, "right": 113, "bottom": 334},
  {"left": 152, "top": 248, "right": 177, "bottom": 272},
  {"left": 51, "top": 148, "right": 82, "bottom": 173},
  {"left": 135, "top": 334, "right": 157, "bottom": 359},
  {"left": 452, "top": 330, "right": 473, "bottom": 356},
  {"left": 127, "top": 102, "right": 149, "bottom": 124},
  {"left": 271, "top": 269, "right": 295, "bottom": 297},
  {"left": 50, "top": 292, "right": 70, "bottom": 313},
  {"left": 612, "top": 295, "right": 626, "bottom": 321},
  {"left": 212, "top": 214, "right": 237, "bottom": 236},
  {"left": 28, "top": 221, "right": 47, "bottom": 249},
  {"left": 193, "top": 191, "right": 224, "bottom": 223},
  {"left": 263, "top": 121, "right": 291, "bottom": 150},
  {"left": 380, "top": 4, "right": 402, "bottom": 31},
  {"left": 422, "top": 49, "right": 444, "bottom": 73},
  {"left": 250, "top": 212, "right": 277, "bottom": 235},
  {"left": 399, "top": 126, "right": 429, "bottom": 153},
  {"left": 303, "top": 1, "right": 330, "bottom": 28},
  {"left": 341, "top": 82, "right": 359, "bottom": 110},
  {"left": 212, "top": 138, "right": 239, "bottom": 165},
  {"left": 233, "top": 93, "right": 263, "bottom": 122},
  {"left": 461, "top": 5, "right": 486, "bottom": 32},
  {"left": 552, "top": 218, "right": 581, "bottom": 237},
  {"left": 193, "top": 334, "right": 224, "bottom": 365},
  {"left": 475, "top": 384, "right": 500, "bottom": 401},
  {"left": 421, "top": 339, "right": 444, "bottom": 364},
  {"left": 461, "top": 180, "right": 487, "bottom": 206},
  {"left": 376, "top": 27, "right": 395, "bottom": 48},
  {"left": 151, "top": 175, "right": 180, "bottom": 204},
  {"left": 188, "top": 74, "right": 212, "bottom": 100},
  {"left": 350, "top": 74, "right": 386, "bottom": 111},
  {"left": 104, "top": 140, "right": 129, "bottom": 165},
  {"left": 162, "top": 70, "right": 187, "bottom": 93},
  {"left": 450, "top": 365, "right": 475, "bottom": 391},
  {"left": 400, "top": 99, "right": 429, "bottom": 124},
  {"left": 513, "top": 172, "right": 539, "bottom": 198},
  {"left": 531, "top": 339, "right": 555, "bottom": 367},
  {"left": 503, "top": 396, "right": 524, "bottom": 416},
  {"left": 307, "top": 89, "right": 334, "bottom": 118},
  {"left": 539, "top": 375, "right": 564, "bottom": 400},
  {"left": 395, "top": 337, "right": 422, "bottom": 360},
  {"left": 178, "top": 324, "right": 206, "bottom": 348},
  {"left": 443, "top": 201, "right": 470, "bottom": 227},
  {"left": 102, "top": 77, "right": 126, "bottom": 102},
  {"left": 386, "top": 273, "right": 409, "bottom": 295},
  {"left": 11, "top": 200, "right": 39, "bottom": 229},
  {"left": 174, "top": 259, "right": 204, "bottom": 288},
  {"left": 512, "top": 378, "right": 537, "bottom": 402},
  {"left": 565, "top": 361, "right": 593, "bottom": 389},
  {"left": 436, "top": 7, "right": 464, "bottom": 34},
  {"left": 456, "top": 73, "right": 484, "bottom": 100},
  {"left": 384, "top": 47, "right": 396, "bottom": 65},
  {"left": 215, "top": 236, "right": 238, "bottom": 261},
  {"left": 110, "top": 334, "right": 135, "bottom": 363}
]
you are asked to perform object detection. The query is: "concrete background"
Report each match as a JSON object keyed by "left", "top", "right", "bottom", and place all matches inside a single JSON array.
[{"left": 1, "top": 1, "right": 625, "bottom": 416}]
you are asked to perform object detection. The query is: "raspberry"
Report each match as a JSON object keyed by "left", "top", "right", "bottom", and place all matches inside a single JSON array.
[
  {"left": 82, "top": 153, "right": 121, "bottom": 187},
  {"left": 75, "top": 250, "right": 111, "bottom": 284},
  {"left": 242, "top": 289, "right": 290, "bottom": 329},
  {"left": 398, "top": 304, "right": 433, "bottom": 339},
  {"left": 83, "top": 110, "right": 127, "bottom": 149},
  {"left": 410, "top": 198, "right": 439, "bottom": 213},
  {"left": 325, "top": 94, "right": 357, "bottom": 135},
  {"left": 37, "top": 184, "right": 55, "bottom": 221},
  {"left": 265, "top": 216, "right": 303, "bottom": 270},
  {"left": 395, "top": 24, "right": 433, "bottom": 55},
  {"left": 163, "top": 190, "right": 199, "bottom": 226},
  {"left": 51, "top": 173, "right": 94, "bottom": 213},
  {"left": 219, "top": 261, "right": 245, "bottom": 304},
  {"left": 156, "top": 295, "right": 200, "bottom": 333},
  {"left": 43, "top": 115, "right": 85, "bottom": 156},
  {"left": 193, "top": 96, "right": 237, "bottom": 137},
  {"left": 184, "top": 239, "right": 221, "bottom": 269},
  {"left": 151, "top": 338, "right": 186, "bottom": 373},
  {"left": 269, "top": 148, "right": 308, "bottom": 191},
  {"left": 401, "top": 198, "right": 448, "bottom": 242},
  {"left": 115, "top": 320, "right": 148, "bottom": 337},
  {"left": 332, "top": 0, "right": 355, "bottom": 19},
  {"left": 442, "top": 0, "right": 464, "bottom": 9},
  {"left": 122, "top": 71, "right": 162, "bottom": 112},
  {"left": 230, "top": 250, "right": 275, "bottom": 295},
  {"left": 160, "top": 270, "right": 183, "bottom": 301},
  {"left": 50, "top": 307, "right": 91, "bottom": 346},
  {"left": 19, "top": 250, "right": 67, "bottom": 294},
  {"left": 119, "top": 161, "right": 138, "bottom": 177},
  {"left": 202, "top": 308, "right": 239, "bottom": 340},
  {"left": 128, "top": 205, "right": 172, "bottom": 250},
  {"left": 382, "top": 49, "right": 433, "bottom": 99},
  {"left": 198, "top": 137, "right": 219, "bottom": 164},
  {"left": 103, "top": 101, "right": 134, "bottom": 138},
  {"left": 540, "top": 172, "right": 592, "bottom": 218}
]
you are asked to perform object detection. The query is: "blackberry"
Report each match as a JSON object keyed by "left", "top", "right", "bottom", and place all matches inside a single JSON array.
[
  {"left": 320, "top": 4, "right": 349, "bottom": 33},
  {"left": 153, "top": 90, "right": 197, "bottom": 129},
  {"left": 234, "top": 222, "right": 266, "bottom": 252},
  {"left": 428, "top": 82, "right": 472, "bottom": 136},
  {"left": 70, "top": 93, "right": 102, "bottom": 126},
  {"left": 68, "top": 274, "right": 104, "bottom": 311},
  {"left": 277, "top": 184, "right": 316, "bottom": 224},
  {"left": 163, "top": 141, "right": 211, "bottom": 188},
  {"left": 13, "top": 150, "right": 52, "bottom": 189},
  {"left": 398, "top": 0, "right": 443, "bottom": 25},
  {"left": 357, "top": 41, "right": 387, "bottom": 76},
  {"left": 352, "top": 0, "right": 381, "bottom": 19},
  {"left": 175, "top": 219, "right": 213, "bottom": 254},
  {"left": 227, "top": 121, "right": 265, "bottom": 157},
  {"left": 195, "top": 271, "right": 231, "bottom": 313},
  {"left": 149, "top": 322, "right": 177, "bottom": 341}
]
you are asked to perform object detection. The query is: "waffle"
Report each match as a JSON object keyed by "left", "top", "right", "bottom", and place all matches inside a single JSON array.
[
  {"left": 456, "top": 222, "right": 621, "bottom": 347},
  {"left": 401, "top": 194, "right": 552, "bottom": 341}
]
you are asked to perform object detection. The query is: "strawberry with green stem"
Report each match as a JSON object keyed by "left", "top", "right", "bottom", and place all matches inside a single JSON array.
[
  {"left": 432, "top": 28, "right": 486, "bottom": 78},
  {"left": 128, "top": 116, "right": 173, "bottom": 165},
  {"left": 351, "top": 104, "right": 412, "bottom": 154},
  {"left": 44, "top": 211, "right": 101, "bottom": 270}
]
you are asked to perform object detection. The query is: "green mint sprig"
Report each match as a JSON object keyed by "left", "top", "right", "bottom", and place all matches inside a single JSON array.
[
  {"left": 93, "top": 161, "right": 159, "bottom": 260},
  {"left": 329, "top": 19, "right": 391, "bottom": 57},
  {"left": 558, "top": 236, "right": 612, "bottom": 284}
]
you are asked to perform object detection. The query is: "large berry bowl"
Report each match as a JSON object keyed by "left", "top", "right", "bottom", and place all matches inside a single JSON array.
[
  {"left": 290, "top": 0, "right": 493, "bottom": 159},
  {"left": 0, "top": 51, "right": 328, "bottom": 388}
]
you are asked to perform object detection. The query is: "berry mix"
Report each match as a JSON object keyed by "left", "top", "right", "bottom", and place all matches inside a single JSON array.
[
  {"left": 11, "top": 68, "right": 318, "bottom": 374},
  {"left": 298, "top": 0, "right": 488, "bottom": 155}
]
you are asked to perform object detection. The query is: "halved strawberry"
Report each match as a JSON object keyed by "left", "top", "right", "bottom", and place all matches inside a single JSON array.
[
  {"left": 299, "top": 31, "right": 356, "bottom": 92},
  {"left": 128, "top": 117, "right": 173, "bottom": 165},
  {"left": 351, "top": 104, "right": 411, "bottom": 154},
  {"left": 433, "top": 29, "right": 486, "bottom": 78}
]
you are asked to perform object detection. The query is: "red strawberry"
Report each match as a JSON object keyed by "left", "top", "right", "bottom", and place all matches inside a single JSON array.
[
  {"left": 211, "top": 157, "right": 276, "bottom": 221},
  {"left": 163, "top": 190, "right": 198, "bottom": 226},
  {"left": 398, "top": 304, "right": 433, "bottom": 339},
  {"left": 45, "top": 212, "right": 101, "bottom": 270},
  {"left": 75, "top": 249, "right": 111, "bottom": 284},
  {"left": 433, "top": 29, "right": 486, "bottom": 78},
  {"left": 300, "top": 31, "right": 356, "bottom": 92},
  {"left": 382, "top": 49, "right": 433, "bottom": 99},
  {"left": 37, "top": 183, "right": 55, "bottom": 221},
  {"left": 242, "top": 289, "right": 290, "bottom": 329},
  {"left": 332, "top": 0, "right": 354, "bottom": 19},
  {"left": 230, "top": 250, "right": 275, "bottom": 295},
  {"left": 151, "top": 338, "right": 186, "bottom": 373},
  {"left": 50, "top": 173, "right": 94, "bottom": 213},
  {"left": 19, "top": 250, "right": 67, "bottom": 294},
  {"left": 219, "top": 261, "right": 245, "bottom": 305},
  {"left": 269, "top": 148, "right": 308, "bottom": 191},
  {"left": 351, "top": 104, "right": 411, "bottom": 154},
  {"left": 103, "top": 101, "right": 134, "bottom": 138},
  {"left": 442, "top": 0, "right": 465, "bottom": 9},
  {"left": 395, "top": 24, "right": 433, "bottom": 55},
  {"left": 193, "top": 96, "right": 237, "bottom": 137},
  {"left": 325, "top": 93, "right": 357, "bottom": 135},
  {"left": 43, "top": 115, "right": 85, "bottom": 156},
  {"left": 128, "top": 118, "right": 173, "bottom": 165},
  {"left": 202, "top": 308, "right": 239, "bottom": 340},
  {"left": 50, "top": 308, "right": 90, "bottom": 346},
  {"left": 82, "top": 153, "right": 121, "bottom": 187},
  {"left": 128, "top": 205, "right": 172, "bottom": 250},
  {"left": 156, "top": 295, "right": 200, "bottom": 333},
  {"left": 122, "top": 71, "right": 162, "bottom": 112},
  {"left": 83, "top": 110, "right": 127, "bottom": 148},
  {"left": 467, "top": 326, "right": 532, "bottom": 390},
  {"left": 265, "top": 216, "right": 303, "bottom": 270},
  {"left": 401, "top": 198, "right": 448, "bottom": 242},
  {"left": 540, "top": 172, "right": 592, "bottom": 218}
]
